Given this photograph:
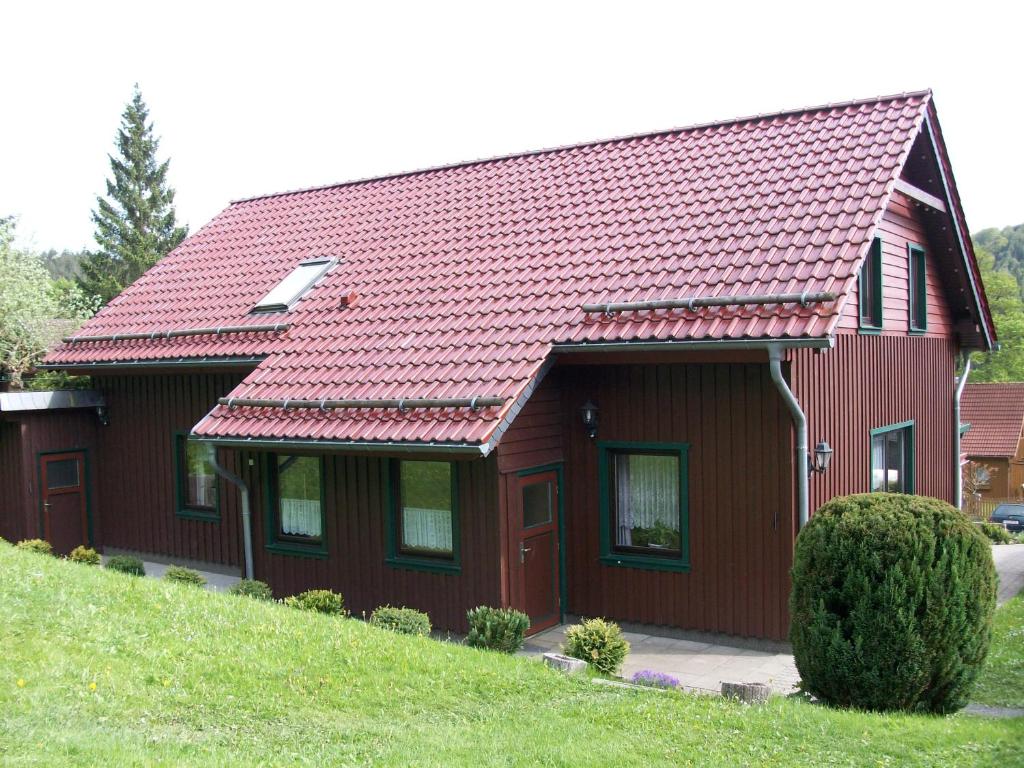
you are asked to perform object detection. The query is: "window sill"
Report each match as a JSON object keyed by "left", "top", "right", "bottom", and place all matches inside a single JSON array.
[
  {"left": 385, "top": 555, "right": 461, "bottom": 574},
  {"left": 599, "top": 554, "right": 690, "bottom": 573},
  {"left": 175, "top": 508, "right": 220, "bottom": 523},
  {"left": 909, "top": 328, "right": 927, "bottom": 336},
  {"left": 265, "top": 542, "right": 328, "bottom": 559},
  {"left": 857, "top": 326, "right": 883, "bottom": 335}
]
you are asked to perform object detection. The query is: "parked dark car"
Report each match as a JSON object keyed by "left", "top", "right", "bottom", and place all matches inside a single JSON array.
[{"left": 989, "top": 503, "right": 1024, "bottom": 532}]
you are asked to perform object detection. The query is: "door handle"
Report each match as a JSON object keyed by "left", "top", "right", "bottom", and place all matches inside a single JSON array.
[
  {"left": 520, "top": 544, "right": 532, "bottom": 563},
  {"left": 43, "top": 501, "right": 50, "bottom": 508}
]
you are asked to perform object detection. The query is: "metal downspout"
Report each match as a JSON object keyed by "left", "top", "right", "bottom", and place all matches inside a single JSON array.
[
  {"left": 768, "top": 345, "right": 810, "bottom": 529},
  {"left": 954, "top": 355, "right": 972, "bottom": 510},
  {"left": 210, "top": 452, "right": 254, "bottom": 580}
]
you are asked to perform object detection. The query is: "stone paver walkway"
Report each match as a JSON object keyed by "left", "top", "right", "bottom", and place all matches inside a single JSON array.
[{"left": 521, "top": 625, "right": 800, "bottom": 695}]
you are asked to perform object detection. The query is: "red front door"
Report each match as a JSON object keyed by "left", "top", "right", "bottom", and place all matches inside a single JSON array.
[
  {"left": 40, "top": 452, "right": 88, "bottom": 555},
  {"left": 511, "top": 470, "right": 560, "bottom": 634}
]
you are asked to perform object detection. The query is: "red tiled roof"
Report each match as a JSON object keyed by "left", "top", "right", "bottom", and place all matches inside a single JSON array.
[
  {"left": 47, "top": 92, "right": 934, "bottom": 447},
  {"left": 961, "top": 383, "right": 1024, "bottom": 458}
]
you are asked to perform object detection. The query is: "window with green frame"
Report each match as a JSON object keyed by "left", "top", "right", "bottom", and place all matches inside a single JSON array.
[
  {"left": 598, "top": 441, "right": 690, "bottom": 572},
  {"left": 386, "top": 460, "right": 459, "bottom": 573},
  {"left": 859, "top": 237, "right": 883, "bottom": 330},
  {"left": 908, "top": 243, "right": 927, "bottom": 332},
  {"left": 265, "top": 454, "right": 327, "bottom": 556},
  {"left": 870, "top": 421, "right": 915, "bottom": 493},
  {"left": 174, "top": 433, "right": 219, "bottom": 521}
]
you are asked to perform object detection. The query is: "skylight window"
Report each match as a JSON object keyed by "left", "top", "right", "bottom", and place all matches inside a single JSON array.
[{"left": 252, "top": 258, "right": 334, "bottom": 313}]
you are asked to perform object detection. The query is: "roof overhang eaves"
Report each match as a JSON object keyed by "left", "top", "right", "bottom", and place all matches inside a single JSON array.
[
  {"left": 189, "top": 434, "right": 490, "bottom": 457},
  {"left": 552, "top": 337, "right": 835, "bottom": 354},
  {"left": 37, "top": 356, "right": 267, "bottom": 373}
]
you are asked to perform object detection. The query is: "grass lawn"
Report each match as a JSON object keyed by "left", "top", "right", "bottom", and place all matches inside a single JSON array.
[
  {"left": 1, "top": 544, "right": 1022, "bottom": 767},
  {"left": 973, "top": 593, "right": 1024, "bottom": 708}
]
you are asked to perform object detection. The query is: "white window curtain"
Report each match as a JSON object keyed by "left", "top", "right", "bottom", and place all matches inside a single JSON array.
[
  {"left": 871, "top": 435, "right": 886, "bottom": 491},
  {"left": 281, "top": 498, "right": 322, "bottom": 538},
  {"left": 615, "top": 453, "right": 679, "bottom": 547},
  {"left": 188, "top": 474, "right": 217, "bottom": 507},
  {"left": 402, "top": 506, "right": 453, "bottom": 554}
]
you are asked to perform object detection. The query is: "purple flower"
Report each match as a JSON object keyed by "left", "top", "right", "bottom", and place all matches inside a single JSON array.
[{"left": 630, "top": 670, "right": 680, "bottom": 689}]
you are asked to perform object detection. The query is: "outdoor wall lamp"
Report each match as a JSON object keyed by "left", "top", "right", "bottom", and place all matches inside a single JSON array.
[
  {"left": 95, "top": 405, "right": 110, "bottom": 427},
  {"left": 580, "top": 400, "right": 599, "bottom": 439},
  {"left": 809, "top": 440, "right": 833, "bottom": 474}
]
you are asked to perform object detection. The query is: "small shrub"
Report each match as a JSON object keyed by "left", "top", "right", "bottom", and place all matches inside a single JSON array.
[
  {"left": 979, "top": 522, "right": 1014, "bottom": 544},
  {"left": 16, "top": 538, "right": 53, "bottom": 556},
  {"left": 229, "top": 579, "right": 273, "bottom": 600},
  {"left": 564, "top": 618, "right": 630, "bottom": 675},
  {"left": 163, "top": 565, "right": 207, "bottom": 587},
  {"left": 284, "top": 589, "right": 346, "bottom": 615},
  {"left": 104, "top": 554, "right": 145, "bottom": 576},
  {"left": 370, "top": 605, "right": 432, "bottom": 637},
  {"left": 631, "top": 670, "right": 680, "bottom": 689},
  {"left": 791, "top": 493, "right": 997, "bottom": 714},
  {"left": 465, "top": 606, "right": 530, "bottom": 653},
  {"left": 68, "top": 545, "right": 101, "bottom": 565}
]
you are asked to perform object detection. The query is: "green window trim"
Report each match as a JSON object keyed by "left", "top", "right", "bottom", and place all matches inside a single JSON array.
[
  {"left": 598, "top": 441, "right": 691, "bottom": 573},
  {"left": 869, "top": 420, "right": 916, "bottom": 494},
  {"left": 858, "top": 237, "right": 884, "bottom": 332},
  {"left": 908, "top": 243, "right": 928, "bottom": 333},
  {"left": 262, "top": 453, "right": 328, "bottom": 558},
  {"left": 385, "top": 459, "right": 461, "bottom": 574},
  {"left": 173, "top": 431, "right": 220, "bottom": 522}
]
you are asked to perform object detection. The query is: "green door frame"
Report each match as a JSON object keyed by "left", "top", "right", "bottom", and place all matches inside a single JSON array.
[{"left": 515, "top": 463, "right": 566, "bottom": 624}]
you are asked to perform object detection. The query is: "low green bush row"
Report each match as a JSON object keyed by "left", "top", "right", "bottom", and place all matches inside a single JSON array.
[
  {"left": 104, "top": 554, "right": 146, "bottom": 576},
  {"left": 163, "top": 565, "right": 207, "bottom": 587},
  {"left": 564, "top": 617, "right": 630, "bottom": 675},
  {"left": 16, "top": 539, "right": 53, "bottom": 556},
  {"left": 68, "top": 545, "right": 101, "bottom": 565},
  {"left": 284, "top": 589, "right": 346, "bottom": 615},
  {"left": 466, "top": 606, "right": 530, "bottom": 653},
  {"left": 229, "top": 579, "right": 274, "bottom": 600},
  {"left": 370, "top": 605, "right": 432, "bottom": 636}
]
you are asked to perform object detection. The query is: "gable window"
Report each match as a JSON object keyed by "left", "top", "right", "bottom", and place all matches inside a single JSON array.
[
  {"left": 174, "top": 433, "right": 218, "bottom": 521},
  {"left": 870, "top": 421, "right": 915, "bottom": 493},
  {"left": 859, "top": 237, "right": 883, "bottom": 330},
  {"left": 386, "top": 460, "right": 459, "bottom": 573},
  {"left": 598, "top": 442, "right": 690, "bottom": 572},
  {"left": 908, "top": 243, "right": 927, "bottom": 332},
  {"left": 252, "top": 257, "right": 334, "bottom": 313},
  {"left": 265, "top": 454, "right": 326, "bottom": 556}
]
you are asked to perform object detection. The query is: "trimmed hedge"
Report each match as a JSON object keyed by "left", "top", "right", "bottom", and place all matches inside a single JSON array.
[
  {"left": 68, "top": 545, "right": 101, "bottom": 565},
  {"left": 979, "top": 522, "right": 1014, "bottom": 545},
  {"left": 229, "top": 579, "right": 274, "bottom": 601},
  {"left": 163, "top": 566, "right": 207, "bottom": 587},
  {"left": 16, "top": 539, "right": 53, "bottom": 556},
  {"left": 790, "top": 493, "right": 997, "bottom": 714},
  {"left": 370, "top": 605, "right": 432, "bottom": 636},
  {"left": 104, "top": 554, "right": 145, "bottom": 576},
  {"left": 284, "top": 589, "right": 346, "bottom": 615},
  {"left": 564, "top": 618, "right": 630, "bottom": 675},
  {"left": 465, "top": 606, "right": 529, "bottom": 653}
]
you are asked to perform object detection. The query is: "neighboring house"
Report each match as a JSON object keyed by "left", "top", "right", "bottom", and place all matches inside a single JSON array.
[
  {"left": 960, "top": 383, "right": 1024, "bottom": 501},
  {"left": 2, "top": 91, "right": 993, "bottom": 640}
]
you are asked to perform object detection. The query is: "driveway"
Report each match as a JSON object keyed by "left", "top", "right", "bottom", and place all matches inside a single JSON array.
[{"left": 993, "top": 544, "right": 1024, "bottom": 604}]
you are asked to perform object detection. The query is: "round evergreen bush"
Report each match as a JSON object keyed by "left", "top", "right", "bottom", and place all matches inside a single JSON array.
[
  {"left": 16, "top": 538, "right": 53, "bottom": 556},
  {"left": 370, "top": 605, "right": 432, "bottom": 636},
  {"left": 229, "top": 579, "right": 274, "bottom": 600},
  {"left": 104, "top": 554, "right": 146, "bottom": 576},
  {"left": 790, "top": 493, "right": 997, "bottom": 713},
  {"left": 68, "top": 545, "right": 101, "bottom": 565},
  {"left": 465, "top": 606, "right": 530, "bottom": 653},
  {"left": 564, "top": 617, "right": 630, "bottom": 675},
  {"left": 163, "top": 565, "right": 207, "bottom": 587},
  {"left": 284, "top": 589, "right": 346, "bottom": 615}
]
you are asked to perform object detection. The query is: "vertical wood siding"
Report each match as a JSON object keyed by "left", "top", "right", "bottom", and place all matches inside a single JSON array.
[
  {"left": 791, "top": 334, "right": 956, "bottom": 511},
  {"left": 91, "top": 373, "right": 245, "bottom": 565},
  {"left": 838, "top": 191, "right": 952, "bottom": 335},
  {"left": 559, "top": 363, "right": 794, "bottom": 641},
  {"left": 241, "top": 452, "right": 502, "bottom": 633},
  {"left": 0, "top": 411, "right": 98, "bottom": 544}
]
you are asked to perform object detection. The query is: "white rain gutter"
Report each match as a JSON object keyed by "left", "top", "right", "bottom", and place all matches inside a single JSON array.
[
  {"left": 210, "top": 453, "right": 254, "bottom": 580},
  {"left": 953, "top": 355, "right": 972, "bottom": 510},
  {"left": 767, "top": 344, "right": 810, "bottom": 529}
]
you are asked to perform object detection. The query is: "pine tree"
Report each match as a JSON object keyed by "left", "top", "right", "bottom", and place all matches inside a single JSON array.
[{"left": 79, "top": 86, "right": 187, "bottom": 304}]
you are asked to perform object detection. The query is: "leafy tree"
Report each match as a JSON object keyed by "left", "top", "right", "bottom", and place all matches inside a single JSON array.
[
  {"left": 968, "top": 243, "right": 1024, "bottom": 382},
  {"left": 0, "top": 218, "right": 91, "bottom": 388},
  {"left": 79, "top": 86, "right": 187, "bottom": 304}
]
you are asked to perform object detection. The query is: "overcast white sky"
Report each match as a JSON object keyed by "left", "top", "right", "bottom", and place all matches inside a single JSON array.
[{"left": 2, "top": 1, "right": 1021, "bottom": 252}]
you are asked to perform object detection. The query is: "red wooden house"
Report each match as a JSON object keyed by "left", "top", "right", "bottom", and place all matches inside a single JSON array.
[{"left": 11, "top": 91, "right": 993, "bottom": 639}]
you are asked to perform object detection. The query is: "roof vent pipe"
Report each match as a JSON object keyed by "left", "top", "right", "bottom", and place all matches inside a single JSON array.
[
  {"left": 953, "top": 355, "right": 972, "bottom": 510},
  {"left": 209, "top": 450, "right": 254, "bottom": 580},
  {"left": 768, "top": 344, "right": 809, "bottom": 529}
]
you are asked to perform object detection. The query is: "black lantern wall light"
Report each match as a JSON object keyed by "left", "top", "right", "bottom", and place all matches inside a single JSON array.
[
  {"left": 580, "top": 400, "right": 599, "bottom": 439},
  {"left": 809, "top": 440, "right": 833, "bottom": 474}
]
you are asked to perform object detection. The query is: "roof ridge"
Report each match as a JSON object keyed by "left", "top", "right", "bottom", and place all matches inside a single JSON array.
[{"left": 231, "top": 89, "right": 932, "bottom": 205}]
